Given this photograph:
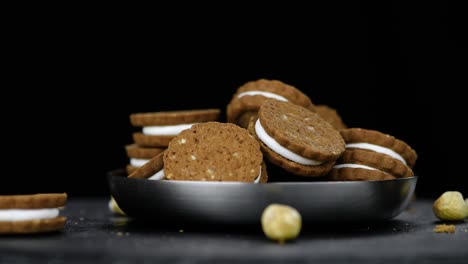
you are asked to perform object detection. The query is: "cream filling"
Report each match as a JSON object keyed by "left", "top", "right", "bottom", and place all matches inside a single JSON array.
[
  {"left": 333, "top": 163, "right": 391, "bottom": 176},
  {"left": 130, "top": 158, "right": 150, "bottom": 167},
  {"left": 149, "top": 167, "right": 262, "bottom": 183},
  {"left": 237, "top": 91, "right": 288, "bottom": 102},
  {"left": 253, "top": 166, "right": 262, "bottom": 183},
  {"left": 255, "top": 119, "right": 322, "bottom": 166},
  {"left": 0, "top": 208, "right": 59, "bottom": 221},
  {"left": 148, "top": 169, "right": 166, "bottom": 181},
  {"left": 346, "top": 143, "right": 406, "bottom": 165},
  {"left": 143, "top": 123, "right": 195, "bottom": 136}
]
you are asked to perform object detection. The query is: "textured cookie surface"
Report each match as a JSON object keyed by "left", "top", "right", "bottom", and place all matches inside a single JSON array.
[
  {"left": 329, "top": 149, "right": 413, "bottom": 181},
  {"left": 0, "top": 193, "right": 67, "bottom": 209},
  {"left": 130, "top": 109, "right": 221, "bottom": 126},
  {"left": 125, "top": 144, "right": 164, "bottom": 159},
  {"left": 227, "top": 79, "right": 316, "bottom": 127},
  {"left": 0, "top": 217, "right": 67, "bottom": 234},
  {"left": 258, "top": 99, "right": 345, "bottom": 162},
  {"left": 248, "top": 119, "right": 335, "bottom": 177},
  {"left": 164, "top": 122, "right": 263, "bottom": 182},
  {"left": 315, "top": 105, "right": 347, "bottom": 130},
  {"left": 128, "top": 151, "right": 165, "bottom": 179},
  {"left": 340, "top": 128, "right": 417, "bottom": 168}
]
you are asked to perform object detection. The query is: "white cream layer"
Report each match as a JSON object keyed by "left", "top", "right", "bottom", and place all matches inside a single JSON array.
[
  {"left": 346, "top": 143, "right": 406, "bottom": 165},
  {"left": 333, "top": 163, "right": 391, "bottom": 176},
  {"left": 255, "top": 119, "right": 322, "bottom": 166},
  {"left": 148, "top": 169, "right": 166, "bottom": 181},
  {"left": 237, "top": 91, "right": 289, "bottom": 102},
  {"left": 143, "top": 123, "right": 195, "bottom": 136},
  {"left": 0, "top": 208, "right": 59, "bottom": 221},
  {"left": 150, "top": 167, "right": 262, "bottom": 183},
  {"left": 130, "top": 158, "right": 150, "bottom": 167}
]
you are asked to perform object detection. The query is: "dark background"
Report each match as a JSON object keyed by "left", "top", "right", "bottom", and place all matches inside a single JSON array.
[{"left": 2, "top": 3, "right": 464, "bottom": 198}]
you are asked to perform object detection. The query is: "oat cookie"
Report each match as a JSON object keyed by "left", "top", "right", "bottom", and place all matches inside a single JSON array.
[
  {"left": 249, "top": 99, "right": 345, "bottom": 177},
  {"left": 0, "top": 193, "right": 67, "bottom": 234},
  {"left": 314, "top": 105, "right": 347, "bottom": 130},
  {"left": 164, "top": 122, "right": 265, "bottom": 182},
  {"left": 227, "top": 79, "right": 316, "bottom": 128},
  {"left": 330, "top": 128, "right": 417, "bottom": 181},
  {"left": 130, "top": 109, "right": 221, "bottom": 147}
]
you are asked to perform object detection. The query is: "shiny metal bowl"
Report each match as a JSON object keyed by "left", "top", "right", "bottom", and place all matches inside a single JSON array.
[{"left": 109, "top": 169, "right": 417, "bottom": 225}]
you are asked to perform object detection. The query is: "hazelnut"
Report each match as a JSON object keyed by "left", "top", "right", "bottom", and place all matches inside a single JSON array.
[
  {"left": 432, "top": 191, "right": 468, "bottom": 221},
  {"left": 261, "top": 204, "right": 302, "bottom": 243},
  {"left": 108, "top": 196, "right": 126, "bottom": 216}
]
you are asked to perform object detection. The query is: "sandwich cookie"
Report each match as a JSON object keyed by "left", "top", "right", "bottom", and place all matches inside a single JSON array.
[
  {"left": 128, "top": 151, "right": 166, "bottom": 180},
  {"left": 130, "top": 109, "right": 221, "bottom": 147},
  {"left": 249, "top": 99, "right": 345, "bottom": 177},
  {"left": 125, "top": 144, "right": 165, "bottom": 174},
  {"left": 314, "top": 105, "right": 347, "bottom": 130},
  {"left": 330, "top": 128, "right": 417, "bottom": 181},
  {"left": 0, "top": 193, "right": 67, "bottom": 234},
  {"left": 340, "top": 128, "right": 417, "bottom": 168},
  {"left": 163, "top": 122, "right": 267, "bottom": 183},
  {"left": 227, "top": 79, "right": 316, "bottom": 128}
]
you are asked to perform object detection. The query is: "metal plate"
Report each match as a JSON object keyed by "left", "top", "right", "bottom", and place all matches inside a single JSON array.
[{"left": 108, "top": 169, "right": 417, "bottom": 225}]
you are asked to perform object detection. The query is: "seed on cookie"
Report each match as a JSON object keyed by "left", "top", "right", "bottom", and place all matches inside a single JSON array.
[
  {"left": 249, "top": 99, "right": 345, "bottom": 177},
  {"left": 163, "top": 122, "right": 265, "bottom": 183}
]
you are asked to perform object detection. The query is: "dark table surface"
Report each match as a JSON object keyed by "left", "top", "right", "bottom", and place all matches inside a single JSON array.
[{"left": 1, "top": 198, "right": 467, "bottom": 263}]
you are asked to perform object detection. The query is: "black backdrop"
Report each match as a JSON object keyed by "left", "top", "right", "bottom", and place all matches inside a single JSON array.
[{"left": 2, "top": 3, "right": 464, "bottom": 198}]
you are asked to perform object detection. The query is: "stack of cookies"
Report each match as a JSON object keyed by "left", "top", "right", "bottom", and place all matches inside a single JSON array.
[
  {"left": 329, "top": 128, "right": 417, "bottom": 181},
  {"left": 125, "top": 109, "right": 221, "bottom": 175},
  {"left": 227, "top": 79, "right": 416, "bottom": 181},
  {"left": 110, "top": 109, "right": 221, "bottom": 215},
  {"left": 129, "top": 122, "right": 268, "bottom": 183},
  {"left": 123, "top": 78, "right": 417, "bottom": 184}
]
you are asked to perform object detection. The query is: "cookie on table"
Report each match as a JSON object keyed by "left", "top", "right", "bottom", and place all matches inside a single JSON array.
[
  {"left": 130, "top": 109, "right": 221, "bottom": 147},
  {"left": 248, "top": 99, "right": 345, "bottom": 177},
  {"left": 227, "top": 79, "right": 316, "bottom": 128},
  {"left": 125, "top": 144, "right": 165, "bottom": 175},
  {"left": 163, "top": 122, "right": 267, "bottom": 183},
  {"left": 314, "top": 105, "right": 347, "bottom": 130},
  {"left": 329, "top": 128, "right": 417, "bottom": 181},
  {"left": 0, "top": 193, "right": 67, "bottom": 234}
]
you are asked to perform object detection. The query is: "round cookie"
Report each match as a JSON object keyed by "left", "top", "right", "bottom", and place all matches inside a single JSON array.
[
  {"left": 164, "top": 122, "right": 265, "bottom": 182},
  {"left": 250, "top": 99, "right": 345, "bottom": 177},
  {"left": 329, "top": 149, "right": 414, "bottom": 181},
  {"left": 125, "top": 144, "right": 165, "bottom": 175},
  {"left": 314, "top": 105, "right": 347, "bottom": 130},
  {"left": 0, "top": 193, "right": 67, "bottom": 234},
  {"left": 130, "top": 109, "right": 221, "bottom": 147},
  {"left": 340, "top": 128, "right": 417, "bottom": 168},
  {"left": 227, "top": 79, "right": 316, "bottom": 128}
]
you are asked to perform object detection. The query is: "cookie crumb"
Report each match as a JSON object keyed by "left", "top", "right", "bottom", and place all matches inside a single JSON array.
[{"left": 433, "top": 224, "right": 455, "bottom": 233}]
